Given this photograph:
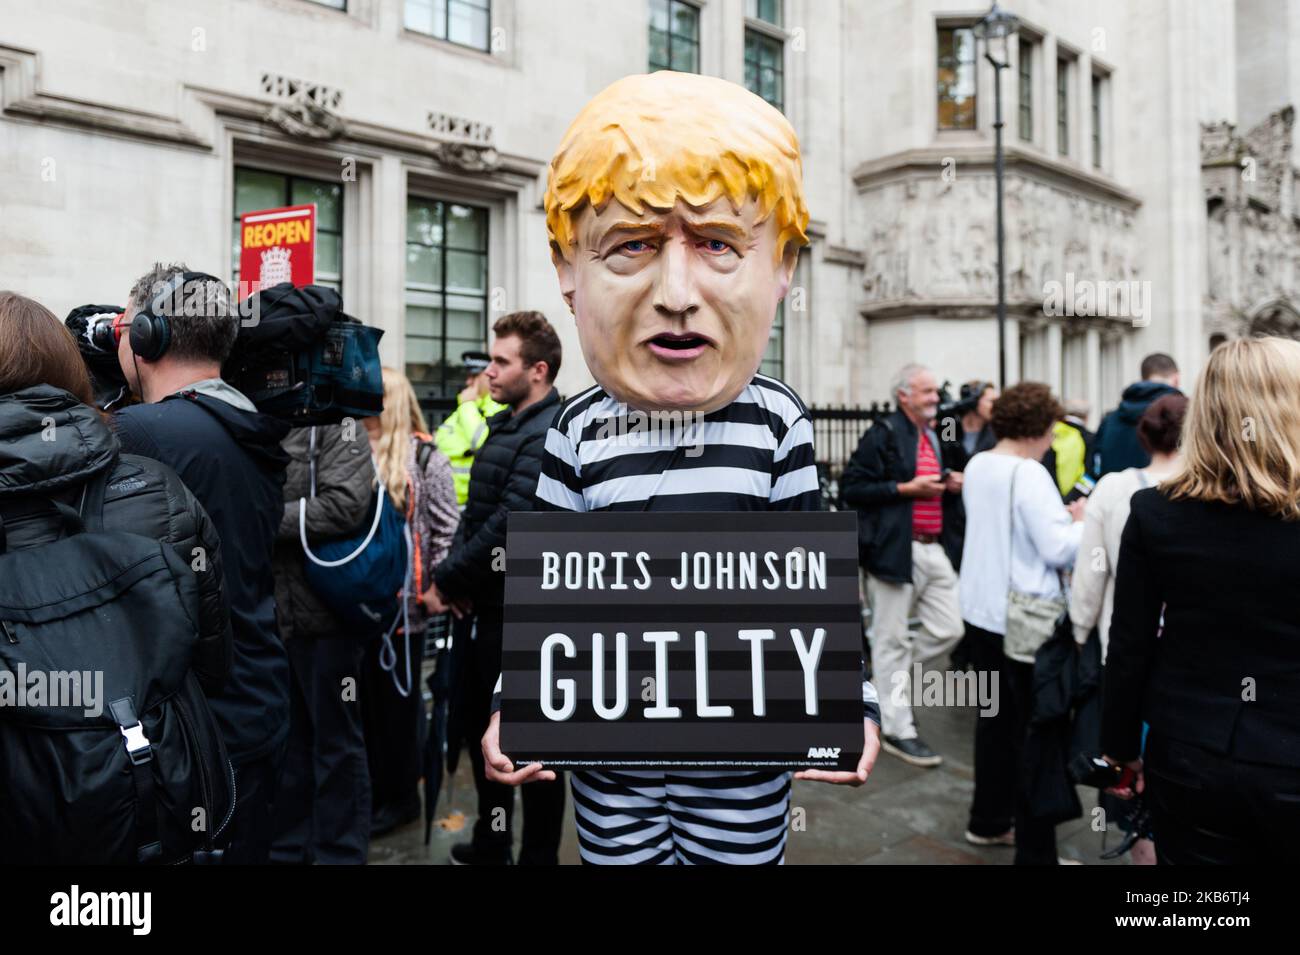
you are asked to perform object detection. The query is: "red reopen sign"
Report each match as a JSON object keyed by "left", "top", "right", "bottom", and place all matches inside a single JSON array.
[{"left": 239, "top": 203, "right": 316, "bottom": 291}]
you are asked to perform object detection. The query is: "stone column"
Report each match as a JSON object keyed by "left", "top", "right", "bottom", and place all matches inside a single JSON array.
[
  {"left": 1046, "top": 322, "right": 1063, "bottom": 393},
  {"left": 1085, "top": 327, "right": 1102, "bottom": 429}
]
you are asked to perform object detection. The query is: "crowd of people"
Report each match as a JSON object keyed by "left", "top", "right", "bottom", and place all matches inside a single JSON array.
[
  {"left": 1, "top": 267, "right": 1297, "bottom": 865},
  {"left": 845, "top": 345, "right": 1300, "bottom": 865},
  {"left": 0, "top": 275, "right": 567, "bottom": 866}
]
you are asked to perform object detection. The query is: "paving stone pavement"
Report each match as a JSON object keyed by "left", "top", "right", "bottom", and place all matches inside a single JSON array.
[{"left": 369, "top": 659, "right": 1134, "bottom": 866}]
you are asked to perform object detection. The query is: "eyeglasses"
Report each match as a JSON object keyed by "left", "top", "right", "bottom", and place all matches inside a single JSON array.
[{"left": 112, "top": 312, "right": 131, "bottom": 345}]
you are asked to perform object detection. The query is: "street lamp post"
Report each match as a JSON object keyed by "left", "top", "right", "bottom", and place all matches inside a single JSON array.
[{"left": 974, "top": 2, "right": 1019, "bottom": 389}]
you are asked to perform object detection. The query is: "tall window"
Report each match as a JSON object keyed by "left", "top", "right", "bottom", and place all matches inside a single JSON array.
[
  {"left": 1091, "top": 73, "right": 1104, "bottom": 168},
  {"left": 405, "top": 198, "right": 490, "bottom": 411},
  {"left": 746, "top": 0, "right": 781, "bottom": 25},
  {"left": 405, "top": 0, "right": 491, "bottom": 51},
  {"left": 232, "top": 167, "right": 343, "bottom": 292},
  {"left": 744, "top": 30, "right": 784, "bottom": 110},
  {"left": 1056, "top": 58, "right": 1070, "bottom": 155},
  {"left": 761, "top": 303, "right": 784, "bottom": 379},
  {"left": 1017, "top": 39, "right": 1033, "bottom": 142},
  {"left": 937, "top": 26, "right": 977, "bottom": 130},
  {"left": 649, "top": 0, "right": 700, "bottom": 73}
]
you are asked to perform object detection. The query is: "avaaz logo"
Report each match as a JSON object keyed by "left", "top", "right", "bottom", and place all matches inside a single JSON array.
[{"left": 806, "top": 746, "right": 841, "bottom": 759}]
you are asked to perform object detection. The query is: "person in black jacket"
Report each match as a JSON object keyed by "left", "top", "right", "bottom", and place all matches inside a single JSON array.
[
  {"left": 111, "top": 264, "right": 291, "bottom": 865},
  {"left": 428, "top": 311, "right": 566, "bottom": 865},
  {"left": 0, "top": 292, "right": 230, "bottom": 692},
  {"left": 840, "top": 363, "right": 964, "bottom": 768},
  {"left": 1102, "top": 337, "right": 1300, "bottom": 864},
  {"left": 1091, "top": 353, "right": 1180, "bottom": 478}
]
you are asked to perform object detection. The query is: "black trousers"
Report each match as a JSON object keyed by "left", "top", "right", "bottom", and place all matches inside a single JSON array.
[
  {"left": 965, "top": 623, "right": 1058, "bottom": 865},
  {"left": 1145, "top": 733, "right": 1300, "bottom": 864},
  {"left": 457, "top": 609, "right": 566, "bottom": 865},
  {"left": 271, "top": 632, "right": 372, "bottom": 864},
  {"left": 360, "top": 623, "right": 426, "bottom": 814},
  {"left": 221, "top": 739, "right": 287, "bottom": 865}
]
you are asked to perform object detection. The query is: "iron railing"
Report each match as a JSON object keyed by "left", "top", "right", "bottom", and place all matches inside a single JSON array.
[{"left": 809, "top": 403, "right": 893, "bottom": 507}]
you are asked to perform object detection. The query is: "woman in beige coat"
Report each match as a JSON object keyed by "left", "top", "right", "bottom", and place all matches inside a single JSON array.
[{"left": 1069, "top": 393, "right": 1188, "bottom": 660}]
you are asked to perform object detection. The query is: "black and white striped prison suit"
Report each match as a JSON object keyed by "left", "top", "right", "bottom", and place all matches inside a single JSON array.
[{"left": 530, "top": 374, "right": 880, "bottom": 864}]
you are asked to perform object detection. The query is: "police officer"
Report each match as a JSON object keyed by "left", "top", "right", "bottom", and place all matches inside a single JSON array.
[{"left": 435, "top": 351, "right": 506, "bottom": 508}]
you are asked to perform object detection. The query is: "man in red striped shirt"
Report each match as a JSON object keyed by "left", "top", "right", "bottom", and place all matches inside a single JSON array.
[{"left": 840, "top": 363, "right": 965, "bottom": 767}]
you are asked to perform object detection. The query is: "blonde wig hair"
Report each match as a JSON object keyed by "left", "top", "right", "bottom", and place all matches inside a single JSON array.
[
  {"left": 1164, "top": 337, "right": 1300, "bottom": 519},
  {"left": 373, "top": 367, "right": 429, "bottom": 512},
  {"left": 544, "top": 70, "right": 810, "bottom": 265}
]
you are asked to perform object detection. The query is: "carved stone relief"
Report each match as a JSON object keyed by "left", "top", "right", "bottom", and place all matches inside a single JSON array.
[
  {"left": 1201, "top": 106, "right": 1300, "bottom": 340},
  {"left": 860, "top": 171, "right": 1140, "bottom": 313}
]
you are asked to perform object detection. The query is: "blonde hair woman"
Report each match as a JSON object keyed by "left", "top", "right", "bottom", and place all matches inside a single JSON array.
[
  {"left": 361, "top": 367, "right": 458, "bottom": 835},
  {"left": 1101, "top": 337, "right": 1300, "bottom": 864}
]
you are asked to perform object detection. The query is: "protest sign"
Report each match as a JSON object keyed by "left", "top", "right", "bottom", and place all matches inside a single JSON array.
[
  {"left": 499, "top": 511, "right": 863, "bottom": 770},
  {"left": 238, "top": 203, "right": 316, "bottom": 291}
]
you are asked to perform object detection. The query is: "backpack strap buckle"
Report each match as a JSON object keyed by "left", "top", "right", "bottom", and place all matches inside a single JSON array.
[
  {"left": 110, "top": 697, "right": 162, "bottom": 862},
  {"left": 119, "top": 722, "right": 152, "bottom": 766},
  {"left": 110, "top": 698, "right": 152, "bottom": 765}
]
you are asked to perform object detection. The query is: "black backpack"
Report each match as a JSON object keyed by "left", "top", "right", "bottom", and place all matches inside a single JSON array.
[{"left": 0, "top": 472, "right": 235, "bottom": 864}]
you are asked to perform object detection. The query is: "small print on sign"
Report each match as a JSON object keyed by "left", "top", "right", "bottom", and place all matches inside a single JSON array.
[{"left": 499, "top": 511, "right": 863, "bottom": 770}]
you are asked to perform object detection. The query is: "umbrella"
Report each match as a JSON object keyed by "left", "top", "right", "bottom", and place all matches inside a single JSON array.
[{"left": 422, "top": 613, "right": 467, "bottom": 844}]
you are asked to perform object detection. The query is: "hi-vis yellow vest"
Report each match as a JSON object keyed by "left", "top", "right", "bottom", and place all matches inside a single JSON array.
[
  {"left": 1051, "top": 420, "right": 1087, "bottom": 497},
  {"left": 435, "top": 394, "right": 506, "bottom": 506}
]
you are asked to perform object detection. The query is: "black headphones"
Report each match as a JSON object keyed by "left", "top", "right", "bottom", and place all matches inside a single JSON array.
[{"left": 129, "top": 270, "right": 222, "bottom": 362}]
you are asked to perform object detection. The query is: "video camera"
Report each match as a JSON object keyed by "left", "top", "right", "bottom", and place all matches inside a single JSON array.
[
  {"left": 936, "top": 379, "right": 994, "bottom": 421},
  {"left": 67, "top": 283, "right": 385, "bottom": 425},
  {"left": 223, "top": 283, "right": 385, "bottom": 425},
  {"left": 65, "top": 304, "right": 131, "bottom": 411}
]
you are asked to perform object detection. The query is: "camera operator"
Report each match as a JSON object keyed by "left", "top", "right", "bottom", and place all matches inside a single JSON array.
[
  {"left": 934, "top": 380, "right": 998, "bottom": 669},
  {"left": 65, "top": 303, "right": 132, "bottom": 411},
  {"left": 112, "top": 262, "right": 292, "bottom": 865},
  {"left": 937, "top": 380, "right": 998, "bottom": 465}
]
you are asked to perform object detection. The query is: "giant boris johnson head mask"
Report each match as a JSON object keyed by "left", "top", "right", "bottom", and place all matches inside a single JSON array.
[{"left": 545, "top": 71, "right": 810, "bottom": 413}]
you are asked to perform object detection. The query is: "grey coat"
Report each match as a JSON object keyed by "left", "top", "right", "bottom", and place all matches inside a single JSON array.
[{"left": 272, "top": 424, "right": 374, "bottom": 640}]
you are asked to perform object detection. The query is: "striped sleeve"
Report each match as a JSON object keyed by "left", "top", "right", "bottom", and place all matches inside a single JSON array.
[
  {"left": 535, "top": 419, "right": 587, "bottom": 512},
  {"left": 769, "top": 414, "right": 821, "bottom": 511}
]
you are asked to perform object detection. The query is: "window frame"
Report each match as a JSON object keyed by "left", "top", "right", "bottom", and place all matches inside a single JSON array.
[
  {"left": 404, "top": 0, "right": 493, "bottom": 54},
  {"left": 745, "top": 0, "right": 782, "bottom": 27},
  {"left": 403, "top": 194, "right": 492, "bottom": 413},
  {"left": 760, "top": 301, "right": 785, "bottom": 380},
  {"left": 936, "top": 23, "right": 978, "bottom": 132},
  {"left": 649, "top": 0, "right": 702, "bottom": 74},
  {"left": 1056, "top": 54, "right": 1073, "bottom": 157},
  {"left": 1017, "top": 37, "right": 1033, "bottom": 143},
  {"left": 744, "top": 24, "right": 785, "bottom": 111},
  {"left": 231, "top": 165, "right": 345, "bottom": 295},
  {"left": 1090, "top": 70, "right": 1106, "bottom": 169}
]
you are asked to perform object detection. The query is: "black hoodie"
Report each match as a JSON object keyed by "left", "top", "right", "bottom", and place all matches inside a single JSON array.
[{"left": 113, "top": 389, "right": 292, "bottom": 765}]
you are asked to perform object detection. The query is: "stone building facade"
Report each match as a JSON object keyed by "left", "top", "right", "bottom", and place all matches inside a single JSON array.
[{"left": 2, "top": 0, "right": 1298, "bottom": 422}]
